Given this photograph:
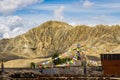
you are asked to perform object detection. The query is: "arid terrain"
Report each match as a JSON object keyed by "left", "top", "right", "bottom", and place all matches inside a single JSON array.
[{"left": 0, "top": 21, "right": 120, "bottom": 68}]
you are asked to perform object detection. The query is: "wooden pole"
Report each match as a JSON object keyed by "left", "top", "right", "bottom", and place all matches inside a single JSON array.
[{"left": 1, "top": 59, "right": 4, "bottom": 74}]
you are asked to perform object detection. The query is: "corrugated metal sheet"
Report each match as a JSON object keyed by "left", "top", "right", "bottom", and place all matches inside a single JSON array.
[{"left": 100, "top": 54, "right": 120, "bottom": 75}]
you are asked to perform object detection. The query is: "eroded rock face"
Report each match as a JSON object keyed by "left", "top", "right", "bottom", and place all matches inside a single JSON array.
[{"left": 0, "top": 21, "right": 120, "bottom": 58}]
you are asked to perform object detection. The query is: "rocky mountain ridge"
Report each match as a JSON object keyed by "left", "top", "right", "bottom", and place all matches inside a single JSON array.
[{"left": 0, "top": 21, "right": 120, "bottom": 60}]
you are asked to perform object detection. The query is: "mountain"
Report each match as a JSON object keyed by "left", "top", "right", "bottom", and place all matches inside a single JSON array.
[{"left": 0, "top": 21, "right": 120, "bottom": 61}]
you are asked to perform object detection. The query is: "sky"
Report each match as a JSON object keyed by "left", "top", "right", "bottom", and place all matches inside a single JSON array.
[{"left": 0, "top": 0, "right": 120, "bottom": 39}]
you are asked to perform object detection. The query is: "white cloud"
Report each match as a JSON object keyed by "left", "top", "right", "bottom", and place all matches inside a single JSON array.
[
  {"left": 0, "top": 16, "right": 26, "bottom": 29},
  {"left": 3, "top": 27, "right": 26, "bottom": 38},
  {"left": 0, "top": 16, "right": 31, "bottom": 38},
  {"left": 83, "top": 0, "right": 94, "bottom": 8},
  {"left": 6, "top": 16, "right": 23, "bottom": 29},
  {"left": 3, "top": 33, "right": 9, "bottom": 38},
  {"left": 0, "top": 23, "right": 10, "bottom": 38},
  {"left": 0, "top": 14, "right": 51, "bottom": 39},
  {"left": 0, "top": 23, "right": 9, "bottom": 33},
  {"left": 0, "top": 0, "right": 44, "bottom": 14},
  {"left": 54, "top": 5, "right": 65, "bottom": 20}
]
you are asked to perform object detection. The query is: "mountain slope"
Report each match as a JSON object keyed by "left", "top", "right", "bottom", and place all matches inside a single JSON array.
[{"left": 0, "top": 21, "right": 120, "bottom": 60}]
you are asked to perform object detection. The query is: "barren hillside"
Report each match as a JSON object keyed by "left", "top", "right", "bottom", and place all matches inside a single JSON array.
[{"left": 0, "top": 21, "right": 120, "bottom": 61}]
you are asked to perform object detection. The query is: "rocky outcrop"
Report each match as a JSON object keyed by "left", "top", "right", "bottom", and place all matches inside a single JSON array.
[{"left": 0, "top": 21, "right": 120, "bottom": 59}]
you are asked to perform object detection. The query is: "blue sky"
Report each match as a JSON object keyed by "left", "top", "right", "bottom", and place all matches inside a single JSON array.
[{"left": 0, "top": 0, "right": 120, "bottom": 38}]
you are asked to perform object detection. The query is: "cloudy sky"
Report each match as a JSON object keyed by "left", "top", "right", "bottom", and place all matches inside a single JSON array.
[{"left": 0, "top": 0, "right": 120, "bottom": 39}]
